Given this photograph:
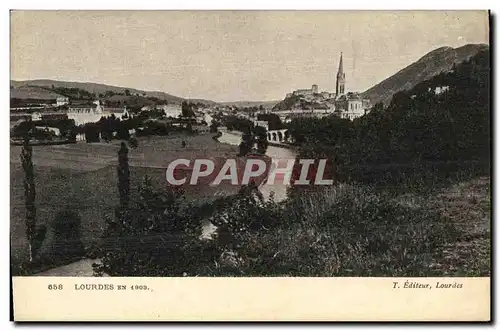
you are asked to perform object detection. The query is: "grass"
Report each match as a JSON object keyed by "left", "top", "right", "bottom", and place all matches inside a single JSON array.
[
  {"left": 201, "top": 184, "right": 462, "bottom": 276},
  {"left": 195, "top": 176, "right": 490, "bottom": 277},
  {"left": 424, "top": 177, "right": 490, "bottom": 276}
]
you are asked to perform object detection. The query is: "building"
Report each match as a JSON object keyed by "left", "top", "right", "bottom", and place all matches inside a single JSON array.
[
  {"left": 292, "top": 84, "right": 320, "bottom": 97},
  {"left": 334, "top": 93, "right": 366, "bottom": 120},
  {"left": 432, "top": 86, "right": 450, "bottom": 95},
  {"left": 204, "top": 113, "right": 214, "bottom": 126},
  {"left": 161, "top": 104, "right": 182, "bottom": 118},
  {"left": 67, "top": 100, "right": 128, "bottom": 126},
  {"left": 56, "top": 97, "right": 69, "bottom": 107},
  {"left": 31, "top": 112, "right": 42, "bottom": 121},
  {"left": 253, "top": 120, "right": 269, "bottom": 130}
]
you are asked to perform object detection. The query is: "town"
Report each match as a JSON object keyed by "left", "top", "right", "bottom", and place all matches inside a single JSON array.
[{"left": 10, "top": 53, "right": 371, "bottom": 145}]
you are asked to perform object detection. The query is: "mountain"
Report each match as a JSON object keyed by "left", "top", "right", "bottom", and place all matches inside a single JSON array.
[
  {"left": 361, "top": 43, "right": 489, "bottom": 106},
  {"left": 10, "top": 79, "right": 217, "bottom": 105}
]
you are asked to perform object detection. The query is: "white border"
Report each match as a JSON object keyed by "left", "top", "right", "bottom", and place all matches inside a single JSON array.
[{"left": 3, "top": 2, "right": 497, "bottom": 329}]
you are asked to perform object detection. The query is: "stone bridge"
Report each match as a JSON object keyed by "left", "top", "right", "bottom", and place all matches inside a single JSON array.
[{"left": 267, "top": 129, "right": 289, "bottom": 143}]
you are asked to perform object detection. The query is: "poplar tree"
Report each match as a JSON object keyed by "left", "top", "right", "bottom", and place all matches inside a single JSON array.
[
  {"left": 21, "top": 135, "right": 36, "bottom": 262},
  {"left": 117, "top": 142, "right": 130, "bottom": 209}
]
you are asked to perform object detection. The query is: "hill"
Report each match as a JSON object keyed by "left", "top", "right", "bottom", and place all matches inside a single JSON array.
[
  {"left": 361, "top": 43, "right": 489, "bottom": 105},
  {"left": 271, "top": 93, "right": 333, "bottom": 111},
  {"left": 10, "top": 85, "right": 65, "bottom": 100},
  {"left": 10, "top": 79, "right": 217, "bottom": 105}
]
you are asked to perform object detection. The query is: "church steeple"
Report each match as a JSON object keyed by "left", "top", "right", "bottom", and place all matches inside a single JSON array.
[{"left": 336, "top": 52, "right": 345, "bottom": 96}]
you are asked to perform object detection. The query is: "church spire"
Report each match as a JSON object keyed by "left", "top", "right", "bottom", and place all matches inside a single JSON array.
[
  {"left": 337, "top": 52, "right": 344, "bottom": 76},
  {"left": 336, "top": 52, "right": 345, "bottom": 96}
]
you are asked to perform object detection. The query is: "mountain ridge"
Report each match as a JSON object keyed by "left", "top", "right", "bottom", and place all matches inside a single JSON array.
[
  {"left": 10, "top": 79, "right": 278, "bottom": 107},
  {"left": 361, "top": 43, "right": 489, "bottom": 105}
]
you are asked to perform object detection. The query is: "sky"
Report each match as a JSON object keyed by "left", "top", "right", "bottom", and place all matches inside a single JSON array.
[{"left": 11, "top": 10, "right": 489, "bottom": 102}]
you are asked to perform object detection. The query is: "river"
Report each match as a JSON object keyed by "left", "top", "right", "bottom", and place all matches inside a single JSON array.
[{"left": 217, "top": 130, "right": 297, "bottom": 203}]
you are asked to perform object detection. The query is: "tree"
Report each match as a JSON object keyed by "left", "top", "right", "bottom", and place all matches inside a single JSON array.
[
  {"left": 117, "top": 142, "right": 130, "bottom": 210},
  {"left": 181, "top": 101, "right": 195, "bottom": 118},
  {"left": 253, "top": 126, "right": 268, "bottom": 155},
  {"left": 129, "top": 137, "right": 138, "bottom": 149},
  {"left": 51, "top": 209, "right": 85, "bottom": 261},
  {"left": 21, "top": 135, "right": 44, "bottom": 262},
  {"left": 84, "top": 123, "right": 101, "bottom": 143},
  {"left": 93, "top": 176, "right": 212, "bottom": 277},
  {"left": 209, "top": 120, "right": 220, "bottom": 133},
  {"left": 239, "top": 131, "right": 254, "bottom": 156},
  {"left": 125, "top": 89, "right": 131, "bottom": 96},
  {"left": 117, "top": 125, "right": 130, "bottom": 140}
]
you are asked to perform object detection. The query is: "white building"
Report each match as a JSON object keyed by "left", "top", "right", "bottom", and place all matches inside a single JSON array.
[
  {"left": 68, "top": 101, "right": 128, "bottom": 126},
  {"left": 56, "top": 97, "right": 69, "bottom": 107},
  {"left": 161, "top": 104, "right": 182, "bottom": 118},
  {"left": 334, "top": 93, "right": 366, "bottom": 120},
  {"left": 433, "top": 86, "right": 450, "bottom": 95},
  {"left": 31, "top": 112, "right": 42, "bottom": 121},
  {"left": 204, "top": 113, "right": 214, "bottom": 126},
  {"left": 253, "top": 120, "right": 269, "bottom": 130}
]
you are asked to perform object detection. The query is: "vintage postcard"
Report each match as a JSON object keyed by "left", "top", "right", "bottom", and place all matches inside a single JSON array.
[{"left": 10, "top": 10, "right": 491, "bottom": 321}]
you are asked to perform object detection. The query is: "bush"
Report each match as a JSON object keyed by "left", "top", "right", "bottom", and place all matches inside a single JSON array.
[
  {"left": 128, "top": 137, "right": 138, "bottom": 148},
  {"left": 50, "top": 209, "right": 85, "bottom": 262}
]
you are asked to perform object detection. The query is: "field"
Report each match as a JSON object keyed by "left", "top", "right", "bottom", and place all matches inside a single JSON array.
[{"left": 10, "top": 134, "right": 241, "bottom": 272}]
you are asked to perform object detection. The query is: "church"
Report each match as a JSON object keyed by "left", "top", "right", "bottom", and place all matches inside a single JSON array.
[
  {"left": 279, "top": 53, "right": 371, "bottom": 121},
  {"left": 332, "top": 53, "right": 371, "bottom": 120}
]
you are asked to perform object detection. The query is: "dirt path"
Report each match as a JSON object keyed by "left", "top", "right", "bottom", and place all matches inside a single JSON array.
[{"left": 34, "top": 259, "right": 105, "bottom": 277}]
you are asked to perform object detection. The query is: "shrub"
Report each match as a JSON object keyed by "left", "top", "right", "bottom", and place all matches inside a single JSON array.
[
  {"left": 50, "top": 209, "right": 85, "bottom": 262},
  {"left": 128, "top": 137, "right": 138, "bottom": 148}
]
